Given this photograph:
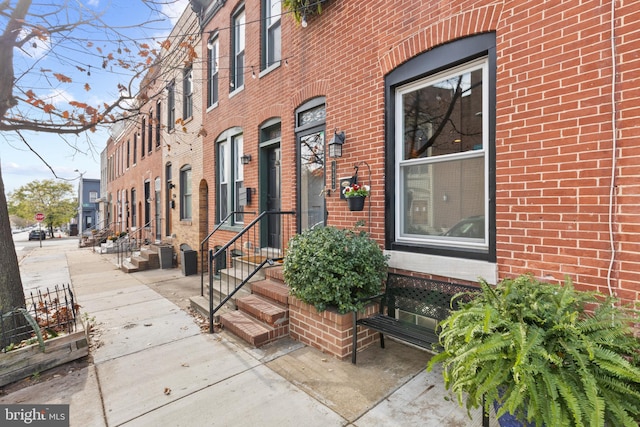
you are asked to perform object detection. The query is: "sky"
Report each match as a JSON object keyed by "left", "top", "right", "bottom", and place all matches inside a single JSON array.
[{"left": 1, "top": 0, "right": 189, "bottom": 195}]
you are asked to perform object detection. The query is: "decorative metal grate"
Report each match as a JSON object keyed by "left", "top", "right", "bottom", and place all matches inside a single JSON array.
[
  {"left": 385, "top": 273, "right": 480, "bottom": 322},
  {"left": 0, "top": 284, "right": 79, "bottom": 352}
]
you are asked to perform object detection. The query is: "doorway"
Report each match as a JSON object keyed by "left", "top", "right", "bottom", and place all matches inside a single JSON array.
[{"left": 265, "top": 145, "right": 281, "bottom": 248}]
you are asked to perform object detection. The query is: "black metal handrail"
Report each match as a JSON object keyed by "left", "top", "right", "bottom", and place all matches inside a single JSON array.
[
  {"left": 114, "top": 218, "right": 157, "bottom": 266},
  {"left": 199, "top": 210, "right": 255, "bottom": 297},
  {"left": 206, "top": 210, "right": 295, "bottom": 333}
]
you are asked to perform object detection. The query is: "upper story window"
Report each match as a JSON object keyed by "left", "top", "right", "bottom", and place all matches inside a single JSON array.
[
  {"left": 231, "top": 7, "right": 245, "bottom": 92},
  {"left": 262, "top": 0, "right": 281, "bottom": 70},
  {"left": 156, "top": 100, "right": 162, "bottom": 146},
  {"left": 147, "top": 110, "right": 153, "bottom": 153},
  {"left": 207, "top": 35, "right": 219, "bottom": 108},
  {"left": 133, "top": 134, "right": 137, "bottom": 164},
  {"left": 385, "top": 34, "right": 496, "bottom": 263},
  {"left": 167, "top": 80, "right": 175, "bottom": 131},
  {"left": 141, "top": 117, "right": 146, "bottom": 158},
  {"left": 183, "top": 66, "right": 193, "bottom": 119},
  {"left": 89, "top": 191, "right": 98, "bottom": 203},
  {"left": 180, "top": 165, "right": 192, "bottom": 220}
]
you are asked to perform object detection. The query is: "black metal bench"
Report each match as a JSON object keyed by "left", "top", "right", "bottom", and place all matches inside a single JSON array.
[{"left": 351, "top": 272, "right": 481, "bottom": 364}]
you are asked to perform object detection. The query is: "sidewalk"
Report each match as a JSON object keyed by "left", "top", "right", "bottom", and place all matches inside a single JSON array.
[{"left": 1, "top": 242, "right": 488, "bottom": 426}]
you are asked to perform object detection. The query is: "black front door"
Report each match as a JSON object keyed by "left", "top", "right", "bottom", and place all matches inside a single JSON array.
[{"left": 266, "top": 145, "right": 281, "bottom": 248}]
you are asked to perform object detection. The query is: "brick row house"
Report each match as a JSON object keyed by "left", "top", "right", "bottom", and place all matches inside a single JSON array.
[
  {"left": 104, "top": 0, "right": 639, "bottom": 337},
  {"left": 104, "top": 8, "right": 204, "bottom": 259}
]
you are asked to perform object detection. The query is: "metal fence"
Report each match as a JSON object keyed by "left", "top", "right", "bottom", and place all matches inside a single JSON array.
[{"left": 0, "top": 284, "right": 78, "bottom": 352}]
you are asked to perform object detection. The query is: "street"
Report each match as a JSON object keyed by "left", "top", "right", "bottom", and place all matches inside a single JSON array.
[{"left": 12, "top": 230, "right": 79, "bottom": 294}]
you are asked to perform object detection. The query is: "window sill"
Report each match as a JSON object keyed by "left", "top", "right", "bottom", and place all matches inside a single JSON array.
[
  {"left": 214, "top": 223, "right": 244, "bottom": 233},
  {"left": 259, "top": 61, "right": 280, "bottom": 78},
  {"left": 384, "top": 249, "right": 497, "bottom": 284},
  {"left": 206, "top": 102, "right": 218, "bottom": 113},
  {"left": 229, "top": 86, "right": 244, "bottom": 99},
  {"left": 180, "top": 219, "right": 192, "bottom": 226}
]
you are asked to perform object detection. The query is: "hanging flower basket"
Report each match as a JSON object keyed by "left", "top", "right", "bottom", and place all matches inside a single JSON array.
[{"left": 347, "top": 196, "right": 365, "bottom": 211}]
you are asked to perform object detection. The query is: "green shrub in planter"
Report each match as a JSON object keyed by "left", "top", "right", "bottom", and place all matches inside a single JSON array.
[
  {"left": 427, "top": 274, "right": 640, "bottom": 427},
  {"left": 283, "top": 226, "right": 388, "bottom": 314}
]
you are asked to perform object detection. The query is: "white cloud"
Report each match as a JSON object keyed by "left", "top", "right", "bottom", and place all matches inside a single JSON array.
[
  {"left": 162, "top": 0, "right": 189, "bottom": 26},
  {"left": 43, "top": 88, "right": 76, "bottom": 107}
]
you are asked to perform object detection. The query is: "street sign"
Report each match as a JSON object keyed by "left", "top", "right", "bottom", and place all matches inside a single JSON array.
[{"left": 35, "top": 212, "right": 45, "bottom": 222}]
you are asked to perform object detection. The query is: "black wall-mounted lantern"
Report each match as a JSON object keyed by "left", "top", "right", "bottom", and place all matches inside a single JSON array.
[
  {"left": 241, "top": 154, "right": 252, "bottom": 165},
  {"left": 328, "top": 130, "right": 345, "bottom": 158}
]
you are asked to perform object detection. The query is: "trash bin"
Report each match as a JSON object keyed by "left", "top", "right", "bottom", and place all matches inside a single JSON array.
[
  {"left": 213, "top": 245, "right": 226, "bottom": 275},
  {"left": 180, "top": 244, "right": 197, "bottom": 276},
  {"left": 158, "top": 245, "right": 173, "bottom": 269}
]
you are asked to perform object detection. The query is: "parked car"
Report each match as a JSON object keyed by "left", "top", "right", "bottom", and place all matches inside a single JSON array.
[
  {"left": 443, "top": 215, "right": 484, "bottom": 239},
  {"left": 28, "top": 230, "right": 46, "bottom": 241}
]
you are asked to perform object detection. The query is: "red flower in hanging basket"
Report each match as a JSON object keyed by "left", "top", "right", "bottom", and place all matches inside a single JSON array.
[{"left": 342, "top": 183, "right": 370, "bottom": 198}]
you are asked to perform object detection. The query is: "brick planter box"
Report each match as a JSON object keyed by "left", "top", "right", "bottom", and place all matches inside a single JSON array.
[
  {"left": 289, "top": 296, "right": 379, "bottom": 360},
  {"left": 0, "top": 327, "right": 88, "bottom": 387}
]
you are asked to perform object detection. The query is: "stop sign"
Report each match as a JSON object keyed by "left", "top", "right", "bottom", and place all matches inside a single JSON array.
[{"left": 35, "top": 213, "right": 45, "bottom": 222}]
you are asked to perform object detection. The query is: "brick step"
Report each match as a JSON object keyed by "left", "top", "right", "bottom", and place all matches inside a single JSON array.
[
  {"left": 252, "top": 279, "right": 289, "bottom": 305},
  {"left": 140, "top": 247, "right": 160, "bottom": 269},
  {"left": 264, "top": 265, "right": 284, "bottom": 282},
  {"left": 130, "top": 256, "right": 149, "bottom": 270},
  {"left": 120, "top": 260, "right": 139, "bottom": 273},
  {"left": 219, "top": 311, "right": 286, "bottom": 347},
  {"left": 236, "top": 294, "right": 288, "bottom": 327}
]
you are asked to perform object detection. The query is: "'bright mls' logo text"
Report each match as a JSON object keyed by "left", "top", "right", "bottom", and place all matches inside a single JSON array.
[{"left": 1, "top": 405, "right": 69, "bottom": 426}]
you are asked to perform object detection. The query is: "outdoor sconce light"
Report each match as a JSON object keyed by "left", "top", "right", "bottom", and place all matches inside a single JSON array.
[
  {"left": 169, "top": 182, "right": 175, "bottom": 189},
  {"left": 241, "top": 154, "right": 252, "bottom": 165},
  {"left": 328, "top": 130, "right": 345, "bottom": 158}
]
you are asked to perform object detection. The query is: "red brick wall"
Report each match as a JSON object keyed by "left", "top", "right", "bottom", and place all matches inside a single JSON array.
[
  {"left": 194, "top": 0, "right": 639, "bottom": 303},
  {"left": 289, "top": 296, "right": 379, "bottom": 360}
]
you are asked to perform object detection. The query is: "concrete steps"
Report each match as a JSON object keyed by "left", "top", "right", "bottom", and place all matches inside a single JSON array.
[{"left": 120, "top": 244, "right": 164, "bottom": 273}]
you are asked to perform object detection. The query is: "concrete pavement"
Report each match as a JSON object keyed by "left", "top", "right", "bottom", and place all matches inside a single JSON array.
[{"left": 1, "top": 240, "right": 491, "bottom": 426}]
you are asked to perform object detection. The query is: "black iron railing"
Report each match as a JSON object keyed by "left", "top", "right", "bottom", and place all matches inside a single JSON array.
[
  {"left": 203, "top": 211, "right": 295, "bottom": 333},
  {"left": 0, "top": 284, "right": 78, "bottom": 352}
]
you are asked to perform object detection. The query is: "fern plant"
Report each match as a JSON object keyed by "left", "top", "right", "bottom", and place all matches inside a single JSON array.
[{"left": 427, "top": 274, "right": 640, "bottom": 426}]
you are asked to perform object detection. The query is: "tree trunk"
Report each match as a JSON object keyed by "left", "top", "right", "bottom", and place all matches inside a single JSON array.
[
  {"left": 0, "top": 0, "right": 30, "bottom": 313},
  {"left": 0, "top": 164, "right": 27, "bottom": 346},
  {"left": 0, "top": 165, "right": 25, "bottom": 311}
]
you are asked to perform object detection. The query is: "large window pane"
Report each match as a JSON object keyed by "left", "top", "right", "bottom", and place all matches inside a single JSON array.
[
  {"left": 396, "top": 59, "right": 488, "bottom": 249},
  {"left": 181, "top": 166, "right": 192, "bottom": 220},
  {"left": 208, "top": 38, "right": 219, "bottom": 107},
  {"left": 167, "top": 81, "right": 175, "bottom": 130},
  {"left": 218, "top": 141, "right": 228, "bottom": 220},
  {"left": 183, "top": 67, "right": 193, "bottom": 119},
  {"left": 400, "top": 156, "right": 484, "bottom": 240},
  {"left": 233, "top": 9, "right": 245, "bottom": 90},
  {"left": 265, "top": 0, "right": 281, "bottom": 68},
  {"left": 402, "top": 67, "right": 484, "bottom": 160},
  {"left": 300, "top": 131, "right": 325, "bottom": 230},
  {"left": 233, "top": 135, "right": 244, "bottom": 224}
]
